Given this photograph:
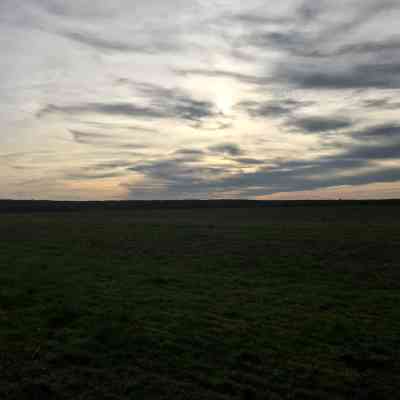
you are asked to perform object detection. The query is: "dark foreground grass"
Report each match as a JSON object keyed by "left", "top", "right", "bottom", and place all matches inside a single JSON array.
[{"left": 1, "top": 205, "right": 400, "bottom": 399}]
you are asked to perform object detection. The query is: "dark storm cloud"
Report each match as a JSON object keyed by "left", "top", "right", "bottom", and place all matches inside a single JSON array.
[
  {"left": 242, "top": 30, "right": 313, "bottom": 57},
  {"left": 37, "top": 84, "right": 216, "bottom": 123},
  {"left": 238, "top": 99, "right": 353, "bottom": 135},
  {"left": 239, "top": 21, "right": 400, "bottom": 60},
  {"left": 127, "top": 137, "right": 400, "bottom": 199},
  {"left": 320, "top": 37, "right": 400, "bottom": 58},
  {"left": 241, "top": 32, "right": 400, "bottom": 60},
  {"left": 126, "top": 159, "right": 400, "bottom": 199},
  {"left": 129, "top": 159, "right": 225, "bottom": 183},
  {"left": 294, "top": 0, "right": 400, "bottom": 45},
  {"left": 208, "top": 143, "right": 244, "bottom": 157},
  {"left": 175, "top": 3, "right": 400, "bottom": 93},
  {"left": 317, "top": 0, "right": 400, "bottom": 42},
  {"left": 223, "top": 1, "right": 400, "bottom": 92},
  {"left": 126, "top": 144, "right": 263, "bottom": 198},
  {"left": 225, "top": 2, "right": 321, "bottom": 33},
  {"left": 173, "top": 100, "right": 217, "bottom": 122},
  {"left": 173, "top": 149, "right": 264, "bottom": 167},
  {"left": 238, "top": 101, "right": 293, "bottom": 119},
  {"left": 362, "top": 98, "right": 400, "bottom": 110},
  {"left": 226, "top": 3, "right": 316, "bottom": 56},
  {"left": 283, "top": 137, "right": 400, "bottom": 170},
  {"left": 212, "top": 164, "right": 400, "bottom": 197},
  {"left": 287, "top": 116, "right": 353, "bottom": 133},
  {"left": 351, "top": 124, "right": 400, "bottom": 140},
  {"left": 117, "top": 80, "right": 219, "bottom": 122},
  {"left": 175, "top": 148, "right": 263, "bottom": 164},
  {"left": 346, "top": 143, "right": 400, "bottom": 161},
  {"left": 276, "top": 62, "right": 400, "bottom": 90},
  {"left": 237, "top": 99, "right": 312, "bottom": 119}
]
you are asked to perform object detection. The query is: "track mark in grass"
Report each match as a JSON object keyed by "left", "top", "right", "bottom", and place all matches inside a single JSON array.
[
  {"left": 45, "top": 302, "right": 81, "bottom": 331},
  {"left": 45, "top": 348, "right": 95, "bottom": 368},
  {"left": 213, "top": 380, "right": 237, "bottom": 396},
  {"left": 21, "top": 381, "right": 54, "bottom": 400},
  {"left": 340, "top": 352, "right": 395, "bottom": 372},
  {"left": 234, "top": 351, "right": 263, "bottom": 368},
  {"left": 147, "top": 276, "right": 174, "bottom": 286}
]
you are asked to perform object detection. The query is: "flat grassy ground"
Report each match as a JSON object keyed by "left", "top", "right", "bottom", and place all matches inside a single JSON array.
[{"left": 1, "top": 204, "right": 400, "bottom": 399}]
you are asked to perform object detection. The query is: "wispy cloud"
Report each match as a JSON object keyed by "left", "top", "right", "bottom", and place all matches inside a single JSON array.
[
  {"left": 286, "top": 116, "right": 353, "bottom": 134},
  {"left": 209, "top": 143, "right": 244, "bottom": 157},
  {"left": 175, "top": 68, "right": 271, "bottom": 86},
  {"left": 61, "top": 31, "right": 180, "bottom": 54},
  {"left": 38, "top": 81, "right": 218, "bottom": 125},
  {"left": 68, "top": 130, "right": 150, "bottom": 151},
  {"left": 237, "top": 99, "right": 312, "bottom": 119}
]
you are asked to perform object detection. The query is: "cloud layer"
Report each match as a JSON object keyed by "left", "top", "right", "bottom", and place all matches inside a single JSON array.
[{"left": 1, "top": 0, "right": 400, "bottom": 199}]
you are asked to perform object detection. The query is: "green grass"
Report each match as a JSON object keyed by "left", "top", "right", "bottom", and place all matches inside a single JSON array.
[{"left": 1, "top": 206, "right": 400, "bottom": 399}]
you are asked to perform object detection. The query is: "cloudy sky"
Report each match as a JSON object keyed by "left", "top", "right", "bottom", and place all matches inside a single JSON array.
[{"left": 1, "top": 0, "right": 400, "bottom": 200}]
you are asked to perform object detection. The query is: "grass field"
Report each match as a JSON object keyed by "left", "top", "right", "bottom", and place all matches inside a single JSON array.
[{"left": 1, "top": 203, "right": 400, "bottom": 399}]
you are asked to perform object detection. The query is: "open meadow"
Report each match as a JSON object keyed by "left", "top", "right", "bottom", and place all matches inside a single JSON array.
[{"left": 1, "top": 201, "right": 400, "bottom": 399}]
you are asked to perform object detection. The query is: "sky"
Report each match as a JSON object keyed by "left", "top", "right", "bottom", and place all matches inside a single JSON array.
[{"left": 1, "top": 0, "right": 400, "bottom": 200}]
